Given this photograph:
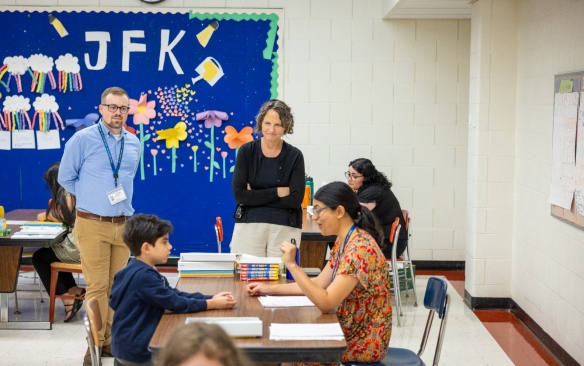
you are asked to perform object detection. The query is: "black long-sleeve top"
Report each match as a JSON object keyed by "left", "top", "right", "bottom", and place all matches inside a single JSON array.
[{"left": 232, "top": 139, "right": 305, "bottom": 228}]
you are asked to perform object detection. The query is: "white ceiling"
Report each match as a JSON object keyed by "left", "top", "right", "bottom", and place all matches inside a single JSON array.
[{"left": 382, "top": 0, "right": 473, "bottom": 19}]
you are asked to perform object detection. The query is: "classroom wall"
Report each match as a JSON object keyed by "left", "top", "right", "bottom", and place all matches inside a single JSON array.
[
  {"left": 512, "top": 0, "right": 584, "bottom": 362},
  {"left": 0, "top": 0, "right": 471, "bottom": 263}
]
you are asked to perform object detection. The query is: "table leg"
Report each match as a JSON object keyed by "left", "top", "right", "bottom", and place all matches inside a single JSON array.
[{"left": 0, "top": 246, "right": 51, "bottom": 329}]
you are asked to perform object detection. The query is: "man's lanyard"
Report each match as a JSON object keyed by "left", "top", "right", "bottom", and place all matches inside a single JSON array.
[
  {"left": 332, "top": 223, "right": 357, "bottom": 281},
  {"left": 98, "top": 123, "right": 124, "bottom": 187}
]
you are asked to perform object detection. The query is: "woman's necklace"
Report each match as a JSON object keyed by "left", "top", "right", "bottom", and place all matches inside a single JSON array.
[{"left": 331, "top": 224, "right": 357, "bottom": 281}]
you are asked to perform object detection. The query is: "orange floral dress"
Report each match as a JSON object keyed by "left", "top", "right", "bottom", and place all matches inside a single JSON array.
[
  {"left": 294, "top": 229, "right": 392, "bottom": 366},
  {"left": 332, "top": 229, "right": 392, "bottom": 363}
]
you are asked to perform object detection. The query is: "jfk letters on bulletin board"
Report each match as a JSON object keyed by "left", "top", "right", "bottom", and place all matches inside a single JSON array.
[
  {"left": 550, "top": 71, "right": 584, "bottom": 228},
  {"left": 0, "top": 7, "right": 283, "bottom": 253}
]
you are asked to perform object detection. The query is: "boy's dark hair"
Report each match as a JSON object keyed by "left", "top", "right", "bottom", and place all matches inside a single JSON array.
[{"left": 123, "top": 214, "right": 173, "bottom": 256}]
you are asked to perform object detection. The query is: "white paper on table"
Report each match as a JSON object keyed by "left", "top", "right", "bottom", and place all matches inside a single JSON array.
[
  {"left": 258, "top": 296, "right": 314, "bottom": 307},
  {"left": 269, "top": 323, "right": 344, "bottom": 341}
]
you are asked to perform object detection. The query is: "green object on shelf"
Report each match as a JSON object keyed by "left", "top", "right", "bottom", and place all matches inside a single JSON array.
[{"left": 389, "top": 264, "right": 416, "bottom": 291}]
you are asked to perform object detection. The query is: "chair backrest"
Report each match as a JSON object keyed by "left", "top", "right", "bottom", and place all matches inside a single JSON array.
[
  {"left": 401, "top": 209, "right": 409, "bottom": 232},
  {"left": 418, "top": 277, "right": 450, "bottom": 366},
  {"left": 214, "top": 216, "right": 223, "bottom": 253},
  {"left": 389, "top": 217, "right": 401, "bottom": 260},
  {"left": 84, "top": 297, "right": 102, "bottom": 366}
]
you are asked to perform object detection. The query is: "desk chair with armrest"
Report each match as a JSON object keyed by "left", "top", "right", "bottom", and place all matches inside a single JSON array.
[
  {"left": 214, "top": 217, "right": 223, "bottom": 253},
  {"left": 85, "top": 297, "right": 102, "bottom": 366}
]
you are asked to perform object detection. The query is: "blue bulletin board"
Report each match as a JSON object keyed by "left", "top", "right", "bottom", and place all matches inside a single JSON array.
[{"left": 0, "top": 7, "right": 282, "bottom": 254}]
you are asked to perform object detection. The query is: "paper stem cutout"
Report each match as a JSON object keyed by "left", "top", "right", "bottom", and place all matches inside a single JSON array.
[
  {"left": 192, "top": 145, "right": 199, "bottom": 172},
  {"left": 48, "top": 14, "right": 68, "bottom": 37},
  {"left": 129, "top": 93, "right": 155, "bottom": 180},
  {"left": 196, "top": 110, "right": 228, "bottom": 182},
  {"left": 221, "top": 151, "right": 228, "bottom": 179},
  {"left": 156, "top": 122, "right": 187, "bottom": 174},
  {"left": 151, "top": 149, "right": 158, "bottom": 176}
]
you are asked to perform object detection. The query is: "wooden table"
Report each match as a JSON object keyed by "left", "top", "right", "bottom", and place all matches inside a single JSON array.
[
  {"left": 0, "top": 209, "right": 66, "bottom": 330},
  {"left": 300, "top": 209, "right": 336, "bottom": 270},
  {"left": 149, "top": 277, "right": 347, "bottom": 363}
]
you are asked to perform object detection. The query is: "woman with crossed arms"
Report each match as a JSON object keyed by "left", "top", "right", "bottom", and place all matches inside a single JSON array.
[{"left": 247, "top": 181, "right": 392, "bottom": 364}]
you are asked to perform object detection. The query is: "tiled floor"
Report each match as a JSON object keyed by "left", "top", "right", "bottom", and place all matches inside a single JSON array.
[
  {"left": 419, "top": 270, "right": 562, "bottom": 366},
  {"left": 0, "top": 270, "right": 559, "bottom": 365}
]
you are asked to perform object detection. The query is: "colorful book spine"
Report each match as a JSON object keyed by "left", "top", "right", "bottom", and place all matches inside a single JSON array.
[
  {"left": 240, "top": 272, "right": 279, "bottom": 281},
  {"left": 239, "top": 264, "right": 280, "bottom": 270}
]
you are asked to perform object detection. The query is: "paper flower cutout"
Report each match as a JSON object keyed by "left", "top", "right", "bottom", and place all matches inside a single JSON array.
[
  {"left": 157, "top": 121, "right": 187, "bottom": 149},
  {"left": 224, "top": 126, "right": 254, "bottom": 149},
  {"left": 195, "top": 110, "right": 228, "bottom": 129},
  {"left": 129, "top": 94, "right": 156, "bottom": 125}
]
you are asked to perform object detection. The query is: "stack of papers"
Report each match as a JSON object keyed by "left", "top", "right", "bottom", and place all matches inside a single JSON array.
[
  {"left": 185, "top": 317, "right": 263, "bottom": 337},
  {"left": 270, "top": 323, "right": 345, "bottom": 340},
  {"left": 11, "top": 222, "right": 65, "bottom": 239},
  {"left": 258, "top": 296, "right": 315, "bottom": 307},
  {"left": 178, "top": 252, "right": 237, "bottom": 277}
]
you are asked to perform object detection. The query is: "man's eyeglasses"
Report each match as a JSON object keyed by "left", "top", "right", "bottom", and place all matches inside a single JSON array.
[
  {"left": 307, "top": 205, "right": 328, "bottom": 219},
  {"left": 102, "top": 104, "right": 130, "bottom": 114},
  {"left": 344, "top": 171, "right": 363, "bottom": 180}
]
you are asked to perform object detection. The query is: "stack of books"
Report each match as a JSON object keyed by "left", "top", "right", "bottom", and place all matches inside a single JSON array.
[
  {"left": 11, "top": 221, "right": 66, "bottom": 239},
  {"left": 178, "top": 252, "right": 237, "bottom": 278},
  {"left": 238, "top": 256, "right": 282, "bottom": 281}
]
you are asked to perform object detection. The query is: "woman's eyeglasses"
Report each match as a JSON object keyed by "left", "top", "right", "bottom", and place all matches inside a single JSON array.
[
  {"left": 307, "top": 206, "right": 328, "bottom": 219},
  {"left": 344, "top": 171, "right": 363, "bottom": 180},
  {"left": 101, "top": 104, "right": 130, "bottom": 114}
]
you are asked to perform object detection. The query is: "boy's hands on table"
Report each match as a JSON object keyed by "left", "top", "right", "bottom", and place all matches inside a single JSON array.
[{"left": 207, "top": 291, "right": 236, "bottom": 309}]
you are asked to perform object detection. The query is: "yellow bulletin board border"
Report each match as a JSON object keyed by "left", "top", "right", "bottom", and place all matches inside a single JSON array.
[{"left": 551, "top": 71, "right": 584, "bottom": 228}]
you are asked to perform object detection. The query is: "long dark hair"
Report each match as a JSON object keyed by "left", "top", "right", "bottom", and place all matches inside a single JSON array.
[
  {"left": 314, "top": 181, "right": 384, "bottom": 248},
  {"left": 44, "top": 162, "right": 76, "bottom": 227},
  {"left": 349, "top": 158, "right": 392, "bottom": 190}
]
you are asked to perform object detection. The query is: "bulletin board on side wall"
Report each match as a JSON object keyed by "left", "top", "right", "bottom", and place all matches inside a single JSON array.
[
  {"left": 550, "top": 71, "right": 584, "bottom": 228},
  {"left": 0, "top": 7, "right": 282, "bottom": 254}
]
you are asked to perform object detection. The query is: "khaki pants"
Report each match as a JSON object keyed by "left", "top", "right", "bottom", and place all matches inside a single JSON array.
[
  {"left": 75, "top": 216, "right": 130, "bottom": 346},
  {"left": 230, "top": 223, "right": 301, "bottom": 257}
]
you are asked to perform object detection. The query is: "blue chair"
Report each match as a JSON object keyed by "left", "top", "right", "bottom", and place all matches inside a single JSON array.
[
  {"left": 385, "top": 276, "right": 450, "bottom": 366},
  {"left": 343, "top": 277, "right": 450, "bottom": 366}
]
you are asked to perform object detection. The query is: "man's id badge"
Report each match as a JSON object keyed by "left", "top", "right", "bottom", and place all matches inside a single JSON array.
[{"left": 107, "top": 186, "right": 127, "bottom": 205}]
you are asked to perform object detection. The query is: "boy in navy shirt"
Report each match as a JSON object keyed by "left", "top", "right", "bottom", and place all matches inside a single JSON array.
[{"left": 110, "top": 214, "right": 236, "bottom": 365}]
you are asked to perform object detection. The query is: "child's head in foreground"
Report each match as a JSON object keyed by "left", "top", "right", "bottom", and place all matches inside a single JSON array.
[
  {"left": 123, "top": 214, "right": 174, "bottom": 265},
  {"left": 157, "top": 322, "right": 248, "bottom": 366}
]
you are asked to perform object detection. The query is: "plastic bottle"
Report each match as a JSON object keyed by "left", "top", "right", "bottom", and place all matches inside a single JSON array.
[
  {"left": 302, "top": 185, "right": 310, "bottom": 208},
  {"left": 305, "top": 175, "right": 314, "bottom": 206}
]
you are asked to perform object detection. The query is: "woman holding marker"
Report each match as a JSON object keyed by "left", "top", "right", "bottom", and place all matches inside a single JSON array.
[{"left": 247, "top": 182, "right": 392, "bottom": 364}]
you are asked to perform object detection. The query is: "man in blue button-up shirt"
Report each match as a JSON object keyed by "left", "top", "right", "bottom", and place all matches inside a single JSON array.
[{"left": 58, "top": 86, "right": 140, "bottom": 366}]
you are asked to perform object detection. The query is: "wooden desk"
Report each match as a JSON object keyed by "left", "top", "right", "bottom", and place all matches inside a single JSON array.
[
  {"left": 149, "top": 277, "right": 347, "bottom": 363},
  {"left": 0, "top": 209, "right": 66, "bottom": 330},
  {"left": 300, "top": 210, "right": 336, "bottom": 270}
]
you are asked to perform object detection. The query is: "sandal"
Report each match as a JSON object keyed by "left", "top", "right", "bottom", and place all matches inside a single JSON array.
[
  {"left": 63, "top": 299, "right": 81, "bottom": 323},
  {"left": 75, "top": 289, "right": 86, "bottom": 312}
]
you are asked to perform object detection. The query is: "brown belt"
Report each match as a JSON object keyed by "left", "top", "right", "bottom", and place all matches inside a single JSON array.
[{"left": 77, "top": 211, "right": 127, "bottom": 224}]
